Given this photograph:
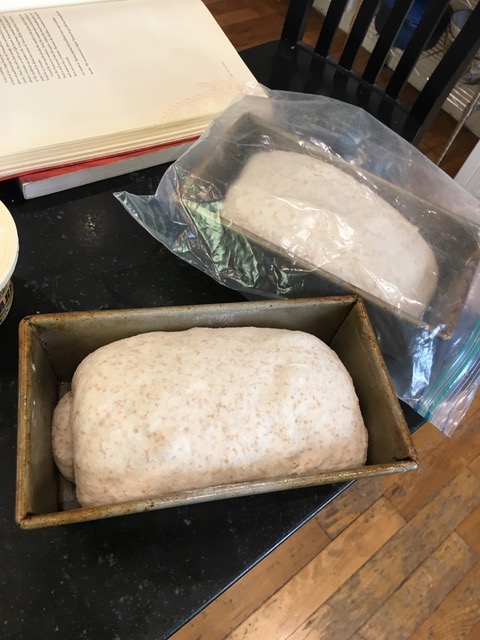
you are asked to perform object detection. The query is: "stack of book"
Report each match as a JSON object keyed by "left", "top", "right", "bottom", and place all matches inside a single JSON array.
[{"left": 0, "top": 0, "right": 257, "bottom": 197}]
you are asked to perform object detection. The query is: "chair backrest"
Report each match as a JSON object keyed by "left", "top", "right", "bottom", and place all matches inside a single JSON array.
[{"left": 261, "top": 0, "right": 480, "bottom": 144}]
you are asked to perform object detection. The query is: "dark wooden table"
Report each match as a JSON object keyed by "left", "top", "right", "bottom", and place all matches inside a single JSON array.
[{"left": 0, "top": 167, "right": 422, "bottom": 639}]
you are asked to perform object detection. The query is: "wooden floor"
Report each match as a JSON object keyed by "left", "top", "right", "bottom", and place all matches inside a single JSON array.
[{"left": 172, "top": 2, "right": 480, "bottom": 639}]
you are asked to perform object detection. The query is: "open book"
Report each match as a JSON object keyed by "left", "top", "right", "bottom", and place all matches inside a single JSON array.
[{"left": 0, "top": 0, "right": 257, "bottom": 180}]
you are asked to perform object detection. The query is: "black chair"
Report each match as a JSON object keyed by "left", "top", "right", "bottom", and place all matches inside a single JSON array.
[{"left": 240, "top": 0, "right": 480, "bottom": 145}]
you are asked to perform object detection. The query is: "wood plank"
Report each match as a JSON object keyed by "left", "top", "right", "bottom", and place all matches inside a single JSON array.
[
  {"left": 203, "top": 0, "right": 289, "bottom": 17},
  {"left": 383, "top": 414, "right": 480, "bottom": 521},
  {"left": 170, "top": 518, "right": 329, "bottom": 640},
  {"left": 206, "top": 0, "right": 273, "bottom": 14},
  {"left": 286, "top": 468, "right": 480, "bottom": 640},
  {"left": 316, "top": 422, "right": 446, "bottom": 539},
  {"left": 409, "top": 563, "right": 480, "bottom": 640},
  {"left": 422, "top": 147, "right": 443, "bottom": 164},
  {"left": 422, "top": 110, "right": 459, "bottom": 150},
  {"left": 469, "top": 452, "right": 480, "bottom": 477},
  {"left": 205, "top": 0, "right": 283, "bottom": 15},
  {"left": 209, "top": 0, "right": 279, "bottom": 27},
  {"left": 206, "top": 0, "right": 325, "bottom": 51},
  {"left": 355, "top": 533, "right": 478, "bottom": 640},
  {"left": 219, "top": 16, "right": 285, "bottom": 50},
  {"left": 457, "top": 504, "right": 480, "bottom": 556},
  {"left": 204, "top": 0, "right": 288, "bottom": 50},
  {"left": 424, "top": 109, "right": 479, "bottom": 173},
  {"left": 216, "top": 9, "right": 261, "bottom": 29},
  {"left": 412, "top": 419, "right": 447, "bottom": 452},
  {"left": 223, "top": 498, "right": 405, "bottom": 640},
  {"left": 315, "top": 476, "right": 387, "bottom": 539},
  {"left": 464, "top": 621, "right": 480, "bottom": 640},
  {"left": 439, "top": 133, "right": 479, "bottom": 177}
]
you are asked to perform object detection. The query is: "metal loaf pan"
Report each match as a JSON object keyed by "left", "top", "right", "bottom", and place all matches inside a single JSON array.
[{"left": 16, "top": 296, "right": 418, "bottom": 529}]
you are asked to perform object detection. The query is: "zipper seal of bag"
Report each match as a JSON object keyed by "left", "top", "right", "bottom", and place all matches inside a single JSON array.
[{"left": 417, "top": 319, "right": 480, "bottom": 425}]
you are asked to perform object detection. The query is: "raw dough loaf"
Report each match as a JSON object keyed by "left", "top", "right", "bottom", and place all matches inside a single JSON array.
[
  {"left": 52, "top": 327, "right": 368, "bottom": 507},
  {"left": 221, "top": 151, "right": 438, "bottom": 319},
  {"left": 52, "top": 390, "right": 75, "bottom": 483}
]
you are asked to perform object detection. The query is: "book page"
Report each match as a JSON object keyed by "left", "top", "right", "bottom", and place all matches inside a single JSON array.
[
  {"left": 0, "top": 0, "right": 256, "bottom": 164},
  {"left": 0, "top": 0, "right": 119, "bottom": 11}
]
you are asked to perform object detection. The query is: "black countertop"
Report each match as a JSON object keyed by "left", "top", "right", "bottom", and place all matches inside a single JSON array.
[{"left": 0, "top": 167, "right": 422, "bottom": 639}]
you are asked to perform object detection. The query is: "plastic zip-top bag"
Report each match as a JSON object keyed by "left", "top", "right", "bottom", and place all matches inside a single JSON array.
[{"left": 116, "top": 90, "right": 480, "bottom": 435}]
